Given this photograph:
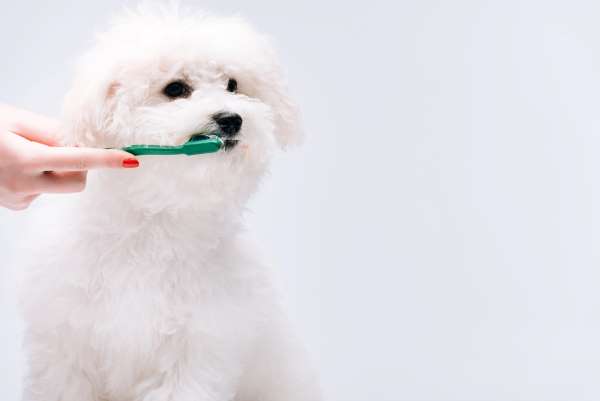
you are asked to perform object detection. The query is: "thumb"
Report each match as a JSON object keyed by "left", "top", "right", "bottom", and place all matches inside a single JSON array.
[{"left": 1, "top": 104, "right": 61, "bottom": 146}]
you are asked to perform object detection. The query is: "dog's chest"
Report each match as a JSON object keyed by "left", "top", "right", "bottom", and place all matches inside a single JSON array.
[{"left": 75, "top": 280, "right": 255, "bottom": 398}]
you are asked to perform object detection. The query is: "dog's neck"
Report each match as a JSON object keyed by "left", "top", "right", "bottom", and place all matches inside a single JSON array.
[{"left": 72, "top": 171, "right": 248, "bottom": 266}]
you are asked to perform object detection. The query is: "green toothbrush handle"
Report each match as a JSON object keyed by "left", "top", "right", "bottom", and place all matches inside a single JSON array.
[{"left": 121, "top": 135, "right": 224, "bottom": 156}]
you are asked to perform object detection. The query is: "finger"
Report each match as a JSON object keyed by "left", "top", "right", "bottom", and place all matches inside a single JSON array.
[
  {"left": 1, "top": 104, "right": 61, "bottom": 146},
  {"left": 3, "top": 202, "right": 29, "bottom": 211},
  {"left": 2, "top": 194, "right": 39, "bottom": 211},
  {"left": 53, "top": 171, "right": 88, "bottom": 180},
  {"left": 22, "top": 193, "right": 40, "bottom": 205},
  {"left": 33, "top": 147, "right": 139, "bottom": 171},
  {"left": 31, "top": 171, "right": 87, "bottom": 194}
]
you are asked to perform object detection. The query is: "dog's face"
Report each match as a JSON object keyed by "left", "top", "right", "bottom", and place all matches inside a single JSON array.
[{"left": 62, "top": 9, "right": 301, "bottom": 212}]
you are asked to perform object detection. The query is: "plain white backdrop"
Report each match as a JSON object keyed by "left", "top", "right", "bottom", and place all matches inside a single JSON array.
[{"left": 3, "top": 1, "right": 600, "bottom": 400}]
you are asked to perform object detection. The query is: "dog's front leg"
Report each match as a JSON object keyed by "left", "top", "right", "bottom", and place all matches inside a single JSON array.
[
  {"left": 22, "top": 334, "right": 97, "bottom": 401},
  {"left": 137, "top": 335, "right": 243, "bottom": 401},
  {"left": 24, "top": 373, "right": 96, "bottom": 401},
  {"left": 138, "top": 367, "right": 240, "bottom": 401}
]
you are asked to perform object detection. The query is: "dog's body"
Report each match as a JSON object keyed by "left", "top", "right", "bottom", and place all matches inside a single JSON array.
[{"left": 17, "top": 6, "right": 320, "bottom": 401}]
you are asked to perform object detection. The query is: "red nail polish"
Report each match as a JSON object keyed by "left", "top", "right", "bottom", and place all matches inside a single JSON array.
[{"left": 122, "top": 158, "right": 139, "bottom": 168}]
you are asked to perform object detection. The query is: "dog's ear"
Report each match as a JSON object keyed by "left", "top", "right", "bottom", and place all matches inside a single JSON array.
[
  {"left": 259, "top": 75, "right": 303, "bottom": 149},
  {"left": 222, "top": 17, "right": 304, "bottom": 149},
  {"left": 61, "top": 66, "right": 124, "bottom": 146}
]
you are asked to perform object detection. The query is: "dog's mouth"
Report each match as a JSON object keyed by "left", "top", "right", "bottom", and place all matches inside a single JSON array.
[{"left": 189, "top": 131, "right": 239, "bottom": 151}]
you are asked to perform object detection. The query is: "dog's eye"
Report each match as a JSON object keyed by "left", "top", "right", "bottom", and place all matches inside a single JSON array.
[
  {"left": 226, "top": 78, "right": 238, "bottom": 93},
  {"left": 163, "top": 81, "right": 192, "bottom": 99}
]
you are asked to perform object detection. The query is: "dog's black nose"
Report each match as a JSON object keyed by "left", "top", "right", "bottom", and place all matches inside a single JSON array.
[{"left": 212, "top": 112, "right": 242, "bottom": 136}]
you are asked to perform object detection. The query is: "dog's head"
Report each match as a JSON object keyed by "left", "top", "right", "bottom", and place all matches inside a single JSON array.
[{"left": 62, "top": 6, "right": 301, "bottom": 213}]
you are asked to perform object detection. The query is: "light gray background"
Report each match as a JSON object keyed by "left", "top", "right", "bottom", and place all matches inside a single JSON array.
[{"left": 2, "top": 1, "right": 600, "bottom": 400}]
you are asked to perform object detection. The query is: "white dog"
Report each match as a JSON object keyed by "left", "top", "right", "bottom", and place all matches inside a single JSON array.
[{"left": 17, "top": 5, "right": 321, "bottom": 401}]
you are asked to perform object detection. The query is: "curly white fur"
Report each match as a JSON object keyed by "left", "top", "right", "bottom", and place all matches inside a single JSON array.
[{"left": 16, "top": 4, "right": 320, "bottom": 401}]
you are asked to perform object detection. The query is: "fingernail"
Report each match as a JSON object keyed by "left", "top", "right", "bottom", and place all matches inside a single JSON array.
[{"left": 122, "top": 158, "right": 139, "bottom": 168}]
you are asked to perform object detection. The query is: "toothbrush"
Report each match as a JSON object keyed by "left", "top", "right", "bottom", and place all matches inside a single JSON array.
[{"left": 119, "top": 134, "right": 224, "bottom": 156}]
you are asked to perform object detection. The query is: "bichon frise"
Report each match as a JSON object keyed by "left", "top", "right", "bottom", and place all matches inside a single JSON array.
[{"left": 17, "top": 5, "right": 321, "bottom": 401}]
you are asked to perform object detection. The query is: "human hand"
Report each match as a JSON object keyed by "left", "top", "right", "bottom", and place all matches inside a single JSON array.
[{"left": 0, "top": 104, "right": 139, "bottom": 210}]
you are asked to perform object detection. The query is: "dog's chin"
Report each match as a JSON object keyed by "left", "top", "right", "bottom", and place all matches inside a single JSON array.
[
  {"left": 102, "top": 148, "right": 255, "bottom": 207},
  {"left": 96, "top": 166, "right": 245, "bottom": 217},
  {"left": 223, "top": 139, "right": 239, "bottom": 150}
]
